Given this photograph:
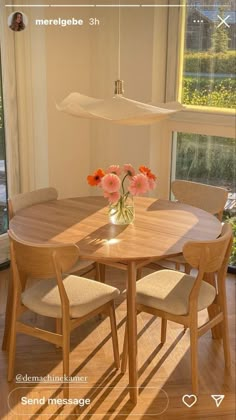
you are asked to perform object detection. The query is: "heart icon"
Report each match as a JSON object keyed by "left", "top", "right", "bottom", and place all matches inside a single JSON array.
[{"left": 182, "top": 394, "right": 198, "bottom": 408}]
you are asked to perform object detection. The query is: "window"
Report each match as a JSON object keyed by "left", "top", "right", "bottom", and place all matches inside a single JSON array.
[
  {"left": 168, "top": 2, "right": 236, "bottom": 271},
  {"left": 172, "top": 132, "right": 235, "bottom": 192},
  {"left": 169, "top": 1, "right": 236, "bottom": 195},
  {"left": 181, "top": 1, "right": 236, "bottom": 109}
]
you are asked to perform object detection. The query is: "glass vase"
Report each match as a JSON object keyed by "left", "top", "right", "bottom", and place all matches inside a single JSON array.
[{"left": 108, "top": 195, "right": 135, "bottom": 225}]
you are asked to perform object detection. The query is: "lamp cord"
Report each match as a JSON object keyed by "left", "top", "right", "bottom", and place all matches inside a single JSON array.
[{"left": 118, "top": 0, "right": 121, "bottom": 79}]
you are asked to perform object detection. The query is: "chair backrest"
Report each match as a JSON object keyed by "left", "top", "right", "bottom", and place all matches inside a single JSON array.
[
  {"left": 183, "top": 223, "right": 233, "bottom": 274},
  {"left": 8, "top": 229, "right": 79, "bottom": 279},
  {"left": 8, "top": 187, "right": 58, "bottom": 220},
  {"left": 171, "top": 180, "right": 228, "bottom": 220}
]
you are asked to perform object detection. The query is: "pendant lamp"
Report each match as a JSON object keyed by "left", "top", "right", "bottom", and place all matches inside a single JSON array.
[{"left": 57, "top": 7, "right": 183, "bottom": 126}]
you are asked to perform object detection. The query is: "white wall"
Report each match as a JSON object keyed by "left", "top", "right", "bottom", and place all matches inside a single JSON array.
[
  {"left": 45, "top": 7, "right": 92, "bottom": 198},
  {"left": 89, "top": 7, "right": 153, "bottom": 185},
  {"left": 46, "top": 6, "right": 166, "bottom": 198},
  {"left": 3, "top": 2, "right": 169, "bottom": 199}
]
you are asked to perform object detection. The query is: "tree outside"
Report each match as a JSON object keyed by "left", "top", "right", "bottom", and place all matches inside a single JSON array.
[
  {"left": 183, "top": 2, "right": 236, "bottom": 109},
  {"left": 211, "top": 26, "right": 230, "bottom": 52}
]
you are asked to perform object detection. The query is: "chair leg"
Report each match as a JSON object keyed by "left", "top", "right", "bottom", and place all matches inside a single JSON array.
[
  {"left": 2, "top": 272, "right": 13, "bottom": 351},
  {"left": 205, "top": 273, "right": 222, "bottom": 339},
  {"left": 185, "top": 263, "right": 191, "bottom": 275},
  {"left": 56, "top": 319, "right": 62, "bottom": 349},
  {"left": 108, "top": 302, "right": 120, "bottom": 369},
  {"left": 175, "top": 262, "right": 180, "bottom": 271},
  {"left": 121, "top": 323, "right": 128, "bottom": 374},
  {"left": 96, "top": 264, "right": 106, "bottom": 320},
  {"left": 161, "top": 318, "right": 167, "bottom": 344},
  {"left": 7, "top": 299, "right": 18, "bottom": 381},
  {"left": 97, "top": 263, "right": 106, "bottom": 283},
  {"left": 222, "top": 317, "right": 231, "bottom": 370},
  {"left": 62, "top": 320, "right": 70, "bottom": 398},
  {"left": 190, "top": 326, "right": 199, "bottom": 395},
  {"left": 219, "top": 286, "right": 231, "bottom": 369}
]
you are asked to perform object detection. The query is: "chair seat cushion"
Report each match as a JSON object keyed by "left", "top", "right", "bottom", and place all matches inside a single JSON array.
[
  {"left": 136, "top": 270, "right": 216, "bottom": 315},
  {"left": 21, "top": 275, "right": 120, "bottom": 318}
]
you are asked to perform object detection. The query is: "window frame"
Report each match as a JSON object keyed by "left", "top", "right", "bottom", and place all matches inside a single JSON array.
[
  {"left": 0, "top": 5, "right": 20, "bottom": 198},
  {"left": 164, "top": 1, "right": 235, "bottom": 197}
]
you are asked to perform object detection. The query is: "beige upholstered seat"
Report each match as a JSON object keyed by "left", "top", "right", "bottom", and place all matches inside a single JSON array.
[
  {"left": 7, "top": 230, "right": 120, "bottom": 398},
  {"left": 122, "top": 223, "right": 233, "bottom": 396},
  {"left": 22, "top": 275, "right": 119, "bottom": 319},
  {"left": 136, "top": 270, "right": 216, "bottom": 316}
]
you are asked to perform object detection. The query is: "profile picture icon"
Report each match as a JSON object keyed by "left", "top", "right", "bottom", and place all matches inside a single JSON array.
[{"left": 8, "top": 11, "right": 27, "bottom": 32}]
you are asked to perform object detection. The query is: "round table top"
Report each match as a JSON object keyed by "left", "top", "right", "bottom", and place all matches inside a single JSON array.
[{"left": 9, "top": 196, "right": 222, "bottom": 262}]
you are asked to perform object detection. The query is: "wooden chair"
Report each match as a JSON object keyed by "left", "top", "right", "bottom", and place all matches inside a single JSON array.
[
  {"left": 146, "top": 180, "right": 228, "bottom": 275},
  {"left": 7, "top": 187, "right": 59, "bottom": 218},
  {"left": 121, "top": 223, "right": 233, "bottom": 395},
  {"left": 7, "top": 230, "right": 120, "bottom": 397},
  {"left": 171, "top": 180, "right": 228, "bottom": 221},
  {"left": 7, "top": 187, "right": 96, "bottom": 276},
  {"left": 2, "top": 187, "right": 99, "bottom": 351}
]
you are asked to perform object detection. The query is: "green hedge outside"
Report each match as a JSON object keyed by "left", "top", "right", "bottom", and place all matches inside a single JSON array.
[
  {"left": 227, "top": 217, "right": 236, "bottom": 267},
  {"left": 183, "top": 77, "right": 236, "bottom": 108},
  {"left": 184, "top": 51, "right": 236, "bottom": 74}
]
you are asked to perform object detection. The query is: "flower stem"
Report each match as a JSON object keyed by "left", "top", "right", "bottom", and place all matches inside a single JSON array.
[{"left": 121, "top": 173, "right": 129, "bottom": 196}]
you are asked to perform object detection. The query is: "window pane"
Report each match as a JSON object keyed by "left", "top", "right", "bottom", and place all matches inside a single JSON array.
[
  {"left": 172, "top": 132, "right": 235, "bottom": 195},
  {"left": 182, "top": 1, "right": 236, "bottom": 109}
]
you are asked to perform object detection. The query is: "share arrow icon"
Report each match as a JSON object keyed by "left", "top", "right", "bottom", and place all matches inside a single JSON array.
[{"left": 211, "top": 395, "right": 225, "bottom": 407}]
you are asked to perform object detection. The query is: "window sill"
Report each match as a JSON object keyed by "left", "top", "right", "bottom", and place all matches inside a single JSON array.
[{"left": 169, "top": 107, "right": 235, "bottom": 132}]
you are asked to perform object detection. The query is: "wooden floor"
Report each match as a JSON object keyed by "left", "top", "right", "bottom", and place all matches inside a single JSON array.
[{"left": 0, "top": 266, "right": 235, "bottom": 419}]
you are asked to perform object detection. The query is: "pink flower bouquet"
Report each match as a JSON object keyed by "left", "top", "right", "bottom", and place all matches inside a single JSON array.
[{"left": 87, "top": 164, "right": 157, "bottom": 224}]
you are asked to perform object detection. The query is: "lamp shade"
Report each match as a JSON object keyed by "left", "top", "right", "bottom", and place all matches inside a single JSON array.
[{"left": 57, "top": 92, "right": 183, "bottom": 126}]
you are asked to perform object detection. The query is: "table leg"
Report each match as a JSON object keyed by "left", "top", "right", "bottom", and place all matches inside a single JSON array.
[
  {"left": 205, "top": 272, "right": 223, "bottom": 339},
  {"left": 127, "top": 261, "right": 138, "bottom": 404}
]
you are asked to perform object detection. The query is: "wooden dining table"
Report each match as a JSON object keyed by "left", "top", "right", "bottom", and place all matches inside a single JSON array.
[{"left": 8, "top": 196, "right": 222, "bottom": 403}]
